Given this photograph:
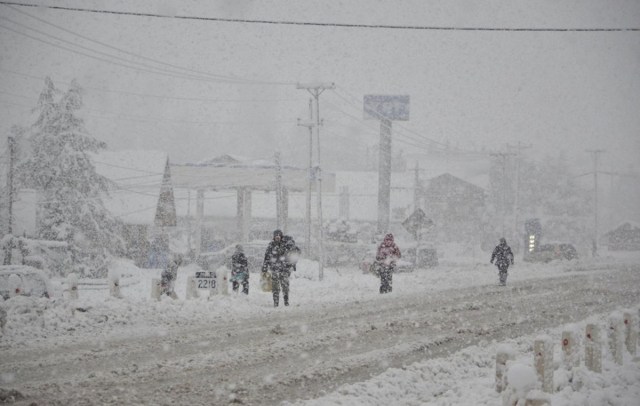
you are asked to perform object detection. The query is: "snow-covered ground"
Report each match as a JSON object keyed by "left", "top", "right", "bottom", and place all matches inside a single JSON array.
[{"left": 1, "top": 250, "right": 639, "bottom": 405}]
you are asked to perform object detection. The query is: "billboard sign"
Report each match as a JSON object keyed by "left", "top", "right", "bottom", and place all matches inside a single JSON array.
[{"left": 364, "top": 94, "right": 410, "bottom": 121}]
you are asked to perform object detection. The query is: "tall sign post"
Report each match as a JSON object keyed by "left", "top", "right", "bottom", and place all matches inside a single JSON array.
[{"left": 364, "top": 95, "right": 410, "bottom": 234}]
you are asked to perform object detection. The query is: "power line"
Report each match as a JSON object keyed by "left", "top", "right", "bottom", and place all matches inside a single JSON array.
[
  {"left": 0, "top": 68, "right": 298, "bottom": 103},
  {"left": 1, "top": 1, "right": 638, "bottom": 32},
  {"left": 2, "top": 4, "right": 293, "bottom": 86}
]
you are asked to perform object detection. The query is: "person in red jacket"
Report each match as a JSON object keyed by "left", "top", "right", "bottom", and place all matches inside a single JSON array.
[{"left": 375, "top": 233, "right": 401, "bottom": 294}]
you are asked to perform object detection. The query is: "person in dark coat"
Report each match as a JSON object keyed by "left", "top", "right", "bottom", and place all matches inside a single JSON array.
[
  {"left": 262, "top": 229, "right": 290, "bottom": 307},
  {"left": 282, "top": 235, "right": 301, "bottom": 273},
  {"left": 375, "top": 233, "right": 401, "bottom": 294},
  {"left": 231, "top": 245, "right": 249, "bottom": 294},
  {"left": 490, "top": 238, "right": 514, "bottom": 286}
]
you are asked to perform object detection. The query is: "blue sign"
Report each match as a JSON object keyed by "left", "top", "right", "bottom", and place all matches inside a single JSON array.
[{"left": 364, "top": 95, "right": 410, "bottom": 121}]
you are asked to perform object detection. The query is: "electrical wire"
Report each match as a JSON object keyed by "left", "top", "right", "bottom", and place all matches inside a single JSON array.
[
  {"left": 1, "top": 4, "right": 295, "bottom": 86},
  {"left": 1, "top": 1, "right": 638, "bottom": 32},
  {"left": 0, "top": 68, "right": 298, "bottom": 103}
]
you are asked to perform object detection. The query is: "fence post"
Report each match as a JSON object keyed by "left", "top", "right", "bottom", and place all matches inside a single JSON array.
[
  {"left": 186, "top": 276, "right": 199, "bottom": 299},
  {"left": 608, "top": 313, "right": 624, "bottom": 365},
  {"left": 561, "top": 330, "right": 580, "bottom": 369},
  {"left": 151, "top": 278, "right": 161, "bottom": 301},
  {"left": 495, "top": 346, "right": 515, "bottom": 393},
  {"left": 534, "top": 337, "right": 554, "bottom": 393},
  {"left": 585, "top": 324, "right": 602, "bottom": 373},
  {"left": 623, "top": 310, "right": 637, "bottom": 356}
]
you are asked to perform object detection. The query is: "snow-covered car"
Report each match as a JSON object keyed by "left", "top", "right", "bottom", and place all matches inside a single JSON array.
[
  {"left": 0, "top": 265, "right": 53, "bottom": 300},
  {"left": 197, "top": 240, "right": 270, "bottom": 272},
  {"left": 523, "top": 243, "right": 578, "bottom": 263}
]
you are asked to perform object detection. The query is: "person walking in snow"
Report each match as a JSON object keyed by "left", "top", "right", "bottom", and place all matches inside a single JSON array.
[
  {"left": 160, "top": 254, "right": 181, "bottom": 299},
  {"left": 375, "top": 233, "right": 401, "bottom": 294},
  {"left": 261, "top": 229, "right": 292, "bottom": 307},
  {"left": 490, "top": 238, "right": 514, "bottom": 286},
  {"left": 282, "top": 235, "right": 301, "bottom": 273},
  {"left": 230, "top": 245, "right": 249, "bottom": 295}
]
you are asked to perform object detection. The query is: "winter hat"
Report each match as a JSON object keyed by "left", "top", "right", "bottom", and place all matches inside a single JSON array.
[{"left": 273, "top": 229, "right": 283, "bottom": 239}]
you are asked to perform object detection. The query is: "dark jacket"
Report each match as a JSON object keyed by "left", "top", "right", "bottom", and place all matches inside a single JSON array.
[
  {"left": 283, "top": 235, "right": 301, "bottom": 271},
  {"left": 231, "top": 247, "right": 249, "bottom": 281},
  {"left": 491, "top": 241, "right": 514, "bottom": 268},
  {"left": 262, "top": 240, "right": 287, "bottom": 273},
  {"left": 376, "top": 233, "right": 401, "bottom": 267}
]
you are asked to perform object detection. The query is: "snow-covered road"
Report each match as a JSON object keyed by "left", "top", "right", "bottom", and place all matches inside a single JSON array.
[{"left": 2, "top": 259, "right": 639, "bottom": 405}]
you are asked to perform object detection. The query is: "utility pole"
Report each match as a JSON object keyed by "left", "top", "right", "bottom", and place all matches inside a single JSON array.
[
  {"left": 274, "top": 151, "right": 284, "bottom": 232},
  {"left": 296, "top": 82, "right": 334, "bottom": 281},
  {"left": 4, "top": 136, "right": 15, "bottom": 265},
  {"left": 297, "top": 99, "right": 314, "bottom": 256},
  {"left": 490, "top": 149, "right": 516, "bottom": 238},
  {"left": 587, "top": 149, "right": 605, "bottom": 257},
  {"left": 413, "top": 162, "right": 421, "bottom": 212},
  {"left": 507, "top": 142, "right": 532, "bottom": 251}
]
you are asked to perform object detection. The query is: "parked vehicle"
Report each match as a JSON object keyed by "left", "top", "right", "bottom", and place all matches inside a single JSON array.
[
  {"left": 523, "top": 243, "right": 578, "bottom": 263},
  {"left": 197, "top": 240, "right": 269, "bottom": 272},
  {"left": 0, "top": 265, "right": 53, "bottom": 300}
]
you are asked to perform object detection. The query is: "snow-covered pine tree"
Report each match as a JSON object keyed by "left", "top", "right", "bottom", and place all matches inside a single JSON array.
[{"left": 16, "top": 77, "right": 124, "bottom": 277}]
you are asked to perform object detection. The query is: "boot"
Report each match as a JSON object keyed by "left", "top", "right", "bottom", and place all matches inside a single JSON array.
[
  {"left": 284, "top": 295, "right": 289, "bottom": 306},
  {"left": 274, "top": 298, "right": 279, "bottom": 307}
]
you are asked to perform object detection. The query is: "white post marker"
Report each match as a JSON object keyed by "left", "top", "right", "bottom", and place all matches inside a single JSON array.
[
  {"left": 194, "top": 270, "right": 217, "bottom": 298},
  {"left": 186, "top": 276, "right": 199, "bottom": 299},
  {"left": 585, "top": 323, "right": 602, "bottom": 373},
  {"left": 151, "top": 278, "right": 162, "bottom": 301},
  {"left": 220, "top": 269, "right": 229, "bottom": 296},
  {"left": 623, "top": 310, "right": 637, "bottom": 356},
  {"left": 67, "top": 273, "right": 79, "bottom": 300},
  {"left": 7, "top": 274, "right": 22, "bottom": 298},
  {"left": 533, "top": 336, "right": 554, "bottom": 393},
  {"left": 561, "top": 330, "right": 580, "bottom": 369},
  {"left": 608, "top": 312, "right": 624, "bottom": 365},
  {"left": 524, "top": 390, "right": 550, "bottom": 406},
  {"left": 495, "top": 345, "right": 515, "bottom": 393},
  {"left": 109, "top": 276, "right": 122, "bottom": 299}
]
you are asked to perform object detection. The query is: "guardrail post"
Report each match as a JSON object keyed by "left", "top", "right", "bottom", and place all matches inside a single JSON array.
[
  {"left": 608, "top": 313, "right": 624, "bottom": 365},
  {"left": 151, "top": 278, "right": 161, "bottom": 301},
  {"left": 623, "top": 310, "right": 637, "bottom": 356},
  {"left": 585, "top": 324, "right": 602, "bottom": 373},
  {"left": 186, "top": 276, "right": 199, "bottom": 299},
  {"left": 534, "top": 337, "right": 554, "bottom": 393},
  {"left": 495, "top": 346, "right": 515, "bottom": 393}
]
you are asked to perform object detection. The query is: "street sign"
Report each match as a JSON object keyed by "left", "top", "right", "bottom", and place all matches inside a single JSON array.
[
  {"left": 402, "top": 208, "right": 433, "bottom": 235},
  {"left": 194, "top": 271, "right": 217, "bottom": 290},
  {"left": 363, "top": 95, "right": 410, "bottom": 121}
]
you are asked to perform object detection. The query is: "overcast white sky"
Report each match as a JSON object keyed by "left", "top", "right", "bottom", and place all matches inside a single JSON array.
[{"left": 1, "top": 0, "right": 639, "bottom": 172}]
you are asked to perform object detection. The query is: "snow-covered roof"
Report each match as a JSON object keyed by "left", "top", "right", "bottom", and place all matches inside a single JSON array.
[
  {"left": 92, "top": 150, "right": 169, "bottom": 226},
  {"left": 407, "top": 152, "right": 491, "bottom": 189},
  {"left": 171, "top": 158, "right": 335, "bottom": 192}
]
